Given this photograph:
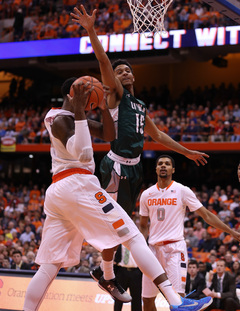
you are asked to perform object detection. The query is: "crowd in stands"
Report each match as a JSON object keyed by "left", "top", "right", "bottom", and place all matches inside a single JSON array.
[
  {"left": 0, "top": 178, "right": 240, "bottom": 281},
  {"left": 0, "top": 78, "right": 240, "bottom": 144},
  {"left": 0, "top": 0, "right": 237, "bottom": 43}
]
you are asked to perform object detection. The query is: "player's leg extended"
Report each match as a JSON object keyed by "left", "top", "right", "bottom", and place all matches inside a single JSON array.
[
  {"left": 24, "top": 263, "right": 62, "bottom": 311},
  {"left": 123, "top": 233, "right": 213, "bottom": 311}
]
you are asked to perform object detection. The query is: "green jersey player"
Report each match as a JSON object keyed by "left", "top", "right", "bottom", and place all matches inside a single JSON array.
[{"left": 71, "top": 6, "right": 210, "bottom": 308}]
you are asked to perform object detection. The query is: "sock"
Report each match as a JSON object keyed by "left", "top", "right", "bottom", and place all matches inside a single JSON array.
[
  {"left": 102, "top": 260, "right": 115, "bottom": 280},
  {"left": 158, "top": 279, "right": 182, "bottom": 306}
]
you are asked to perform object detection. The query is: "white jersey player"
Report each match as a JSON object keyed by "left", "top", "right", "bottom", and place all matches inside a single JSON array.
[
  {"left": 140, "top": 155, "right": 240, "bottom": 311},
  {"left": 23, "top": 80, "right": 214, "bottom": 311}
]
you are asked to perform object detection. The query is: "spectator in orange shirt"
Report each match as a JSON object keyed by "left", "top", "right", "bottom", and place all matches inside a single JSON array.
[
  {"left": 168, "top": 14, "right": 178, "bottom": 30},
  {"left": 208, "top": 191, "right": 221, "bottom": 213},
  {"left": 48, "top": 11, "right": 60, "bottom": 30},
  {"left": 31, "top": 211, "right": 43, "bottom": 231},
  {"left": 148, "top": 103, "right": 157, "bottom": 120},
  {"left": 29, "top": 185, "right": 40, "bottom": 200},
  {"left": 63, "top": 0, "right": 77, "bottom": 12},
  {"left": 187, "top": 104, "right": 197, "bottom": 118},
  {"left": 27, "top": 194, "right": 41, "bottom": 212},
  {"left": 121, "top": 11, "right": 132, "bottom": 31},
  {"left": 113, "top": 16, "right": 124, "bottom": 33},
  {"left": 222, "top": 232, "right": 234, "bottom": 247},
  {"left": 212, "top": 104, "right": 222, "bottom": 121},
  {"left": 195, "top": 105, "right": 205, "bottom": 118},
  {"left": 27, "top": 129, "right": 37, "bottom": 143},
  {"left": 207, "top": 204, "right": 218, "bottom": 216},
  {"left": 108, "top": 0, "right": 119, "bottom": 16},
  {"left": 209, "top": 7, "right": 220, "bottom": 20},
  {"left": 34, "top": 122, "right": 49, "bottom": 143},
  {"left": 167, "top": 3, "right": 176, "bottom": 20},
  {"left": 66, "top": 20, "right": 80, "bottom": 36},
  {"left": 59, "top": 9, "right": 69, "bottom": 27},
  {"left": 207, "top": 225, "right": 222, "bottom": 239},
  {"left": 199, "top": 6, "right": 210, "bottom": 23},
  {"left": 43, "top": 24, "right": 57, "bottom": 39},
  {"left": 215, "top": 110, "right": 226, "bottom": 123},
  {"left": 155, "top": 118, "right": 169, "bottom": 134},
  {"left": 13, "top": 0, "right": 21, "bottom": 7}
]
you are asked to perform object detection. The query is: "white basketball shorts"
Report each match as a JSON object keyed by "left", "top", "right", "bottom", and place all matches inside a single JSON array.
[
  {"left": 142, "top": 240, "right": 188, "bottom": 297},
  {"left": 36, "top": 173, "right": 139, "bottom": 267}
]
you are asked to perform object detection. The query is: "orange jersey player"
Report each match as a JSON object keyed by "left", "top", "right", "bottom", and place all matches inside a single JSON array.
[{"left": 139, "top": 155, "right": 240, "bottom": 311}]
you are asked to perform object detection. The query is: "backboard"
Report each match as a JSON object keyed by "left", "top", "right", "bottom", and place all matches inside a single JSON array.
[{"left": 202, "top": 0, "right": 240, "bottom": 23}]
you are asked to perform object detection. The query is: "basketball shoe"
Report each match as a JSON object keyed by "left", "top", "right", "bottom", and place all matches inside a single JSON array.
[
  {"left": 170, "top": 296, "right": 213, "bottom": 311},
  {"left": 98, "top": 276, "right": 132, "bottom": 303},
  {"left": 90, "top": 266, "right": 103, "bottom": 282}
]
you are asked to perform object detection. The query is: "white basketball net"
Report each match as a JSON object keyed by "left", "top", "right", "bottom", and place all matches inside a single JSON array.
[{"left": 127, "top": 0, "right": 173, "bottom": 35}]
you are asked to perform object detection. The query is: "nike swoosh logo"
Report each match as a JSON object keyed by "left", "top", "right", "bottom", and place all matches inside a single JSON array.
[
  {"left": 182, "top": 302, "right": 198, "bottom": 307},
  {"left": 164, "top": 284, "right": 173, "bottom": 287}
]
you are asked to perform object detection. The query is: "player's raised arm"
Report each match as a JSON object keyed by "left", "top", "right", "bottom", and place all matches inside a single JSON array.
[
  {"left": 52, "top": 81, "right": 91, "bottom": 147},
  {"left": 144, "top": 114, "right": 209, "bottom": 166},
  {"left": 70, "top": 5, "right": 123, "bottom": 103}
]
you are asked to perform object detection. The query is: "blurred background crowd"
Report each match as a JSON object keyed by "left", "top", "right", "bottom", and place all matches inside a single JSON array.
[
  {"left": 0, "top": 176, "right": 240, "bottom": 278},
  {"left": 0, "top": 0, "right": 237, "bottom": 43},
  {"left": 0, "top": 0, "right": 240, "bottom": 307},
  {"left": 0, "top": 77, "right": 240, "bottom": 144}
]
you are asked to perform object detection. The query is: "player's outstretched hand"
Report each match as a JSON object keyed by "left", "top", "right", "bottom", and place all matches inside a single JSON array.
[
  {"left": 186, "top": 150, "right": 209, "bottom": 166},
  {"left": 70, "top": 5, "right": 96, "bottom": 31}
]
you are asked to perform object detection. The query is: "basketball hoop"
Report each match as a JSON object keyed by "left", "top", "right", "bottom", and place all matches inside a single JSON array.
[{"left": 127, "top": 0, "right": 173, "bottom": 35}]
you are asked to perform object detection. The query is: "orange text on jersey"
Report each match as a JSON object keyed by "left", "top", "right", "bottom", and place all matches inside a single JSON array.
[{"left": 148, "top": 198, "right": 177, "bottom": 206}]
